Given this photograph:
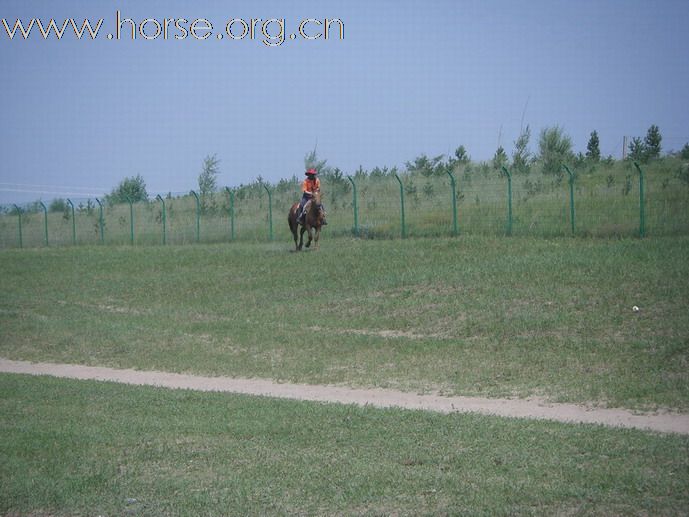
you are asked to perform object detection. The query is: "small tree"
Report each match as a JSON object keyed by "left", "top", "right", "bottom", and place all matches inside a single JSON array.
[
  {"left": 447, "top": 146, "right": 470, "bottom": 175},
  {"left": 628, "top": 137, "right": 645, "bottom": 161},
  {"left": 304, "top": 147, "right": 332, "bottom": 175},
  {"left": 107, "top": 174, "right": 148, "bottom": 204},
  {"left": 454, "top": 146, "right": 470, "bottom": 164},
  {"left": 680, "top": 143, "right": 689, "bottom": 160},
  {"left": 643, "top": 125, "right": 662, "bottom": 160},
  {"left": 512, "top": 125, "right": 531, "bottom": 174},
  {"left": 405, "top": 153, "right": 445, "bottom": 177},
  {"left": 198, "top": 154, "right": 220, "bottom": 212},
  {"left": 492, "top": 146, "right": 508, "bottom": 170},
  {"left": 586, "top": 130, "right": 600, "bottom": 162},
  {"left": 538, "top": 126, "right": 574, "bottom": 175}
]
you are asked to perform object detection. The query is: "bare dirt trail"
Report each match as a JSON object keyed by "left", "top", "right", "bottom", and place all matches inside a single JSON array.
[{"left": 2, "top": 358, "right": 688, "bottom": 435}]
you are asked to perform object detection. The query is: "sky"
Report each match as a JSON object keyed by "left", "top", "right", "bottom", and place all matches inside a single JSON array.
[{"left": 1, "top": 0, "right": 688, "bottom": 205}]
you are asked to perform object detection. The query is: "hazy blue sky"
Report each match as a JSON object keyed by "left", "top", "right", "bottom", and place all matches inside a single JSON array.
[{"left": 1, "top": 0, "right": 688, "bottom": 204}]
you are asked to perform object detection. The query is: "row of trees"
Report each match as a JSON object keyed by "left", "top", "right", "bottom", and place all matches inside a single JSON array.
[
  {"left": 105, "top": 155, "right": 221, "bottom": 207},
  {"left": 402, "top": 124, "right": 673, "bottom": 180},
  {"left": 103, "top": 125, "right": 685, "bottom": 208}
]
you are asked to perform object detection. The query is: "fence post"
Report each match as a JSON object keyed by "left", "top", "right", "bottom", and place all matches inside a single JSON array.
[
  {"left": 501, "top": 166, "right": 513, "bottom": 236},
  {"left": 13, "top": 205, "right": 22, "bottom": 249},
  {"left": 393, "top": 173, "right": 406, "bottom": 238},
  {"left": 633, "top": 161, "right": 645, "bottom": 238},
  {"left": 562, "top": 165, "right": 576, "bottom": 235},
  {"left": 446, "top": 169, "right": 458, "bottom": 236},
  {"left": 39, "top": 201, "right": 48, "bottom": 246},
  {"left": 347, "top": 175, "right": 359, "bottom": 237},
  {"left": 95, "top": 198, "right": 105, "bottom": 243},
  {"left": 262, "top": 183, "right": 273, "bottom": 241},
  {"left": 67, "top": 199, "right": 76, "bottom": 245},
  {"left": 156, "top": 195, "right": 166, "bottom": 245},
  {"left": 224, "top": 187, "right": 235, "bottom": 241},
  {"left": 190, "top": 190, "right": 200, "bottom": 243},
  {"left": 124, "top": 195, "right": 134, "bottom": 245}
]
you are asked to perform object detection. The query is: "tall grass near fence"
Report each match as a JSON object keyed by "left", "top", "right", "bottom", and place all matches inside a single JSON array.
[{"left": 1, "top": 158, "right": 687, "bottom": 248}]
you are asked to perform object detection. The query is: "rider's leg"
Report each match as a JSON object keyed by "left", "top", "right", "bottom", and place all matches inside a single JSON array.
[
  {"left": 297, "top": 197, "right": 307, "bottom": 222},
  {"left": 298, "top": 194, "right": 311, "bottom": 223}
]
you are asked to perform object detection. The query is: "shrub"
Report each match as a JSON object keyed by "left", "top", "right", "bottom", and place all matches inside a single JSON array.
[
  {"left": 49, "top": 198, "right": 67, "bottom": 212},
  {"left": 106, "top": 175, "right": 148, "bottom": 205}
]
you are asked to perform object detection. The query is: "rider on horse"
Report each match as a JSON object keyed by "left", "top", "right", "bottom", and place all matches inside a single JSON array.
[{"left": 297, "top": 168, "right": 327, "bottom": 225}]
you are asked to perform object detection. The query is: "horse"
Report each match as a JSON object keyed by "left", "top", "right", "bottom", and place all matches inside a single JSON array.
[{"left": 288, "top": 191, "right": 325, "bottom": 251}]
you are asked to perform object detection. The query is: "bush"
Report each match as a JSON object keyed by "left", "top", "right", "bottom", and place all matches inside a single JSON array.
[
  {"left": 106, "top": 175, "right": 148, "bottom": 205},
  {"left": 49, "top": 198, "right": 67, "bottom": 212}
]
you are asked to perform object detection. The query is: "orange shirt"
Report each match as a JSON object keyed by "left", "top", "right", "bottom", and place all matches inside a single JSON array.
[{"left": 302, "top": 177, "right": 320, "bottom": 194}]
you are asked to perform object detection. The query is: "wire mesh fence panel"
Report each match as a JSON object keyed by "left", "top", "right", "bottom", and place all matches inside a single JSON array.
[
  {"left": 1, "top": 159, "right": 688, "bottom": 249},
  {"left": 354, "top": 176, "right": 401, "bottom": 239},
  {"left": 645, "top": 163, "right": 689, "bottom": 236},
  {"left": 456, "top": 168, "right": 510, "bottom": 236},
  {"left": 575, "top": 164, "right": 642, "bottom": 237},
  {"left": 321, "top": 179, "right": 356, "bottom": 238},
  {"left": 400, "top": 174, "right": 455, "bottom": 238},
  {"left": 511, "top": 173, "right": 571, "bottom": 237},
  {"left": 233, "top": 188, "right": 274, "bottom": 242}
]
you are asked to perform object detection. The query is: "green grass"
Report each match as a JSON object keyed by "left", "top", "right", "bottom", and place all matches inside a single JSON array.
[
  {"left": 1, "top": 235, "right": 688, "bottom": 411},
  {"left": 1, "top": 374, "right": 688, "bottom": 516}
]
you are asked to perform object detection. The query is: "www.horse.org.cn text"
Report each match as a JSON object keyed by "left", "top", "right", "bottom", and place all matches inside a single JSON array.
[{"left": 1, "top": 12, "right": 345, "bottom": 46}]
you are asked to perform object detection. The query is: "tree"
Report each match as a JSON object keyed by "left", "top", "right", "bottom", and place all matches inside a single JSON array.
[
  {"left": 512, "top": 125, "right": 531, "bottom": 174},
  {"left": 586, "top": 130, "right": 600, "bottom": 162},
  {"left": 628, "top": 137, "right": 645, "bottom": 161},
  {"left": 304, "top": 146, "right": 332, "bottom": 175},
  {"left": 447, "top": 146, "right": 470, "bottom": 175},
  {"left": 643, "top": 125, "right": 662, "bottom": 160},
  {"left": 681, "top": 143, "right": 689, "bottom": 160},
  {"left": 454, "top": 146, "right": 470, "bottom": 164},
  {"left": 492, "top": 146, "right": 508, "bottom": 170},
  {"left": 106, "top": 174, "right": 148, "bottom": 204},
  {"left": 538, "top": 126, "right": 574, "bottom": 175},
  {"left": 405, "top": 153, "right": 445, "bottom": 177},
  {"left": 198, "top": 154, "right": 220, "bottom": 212}
]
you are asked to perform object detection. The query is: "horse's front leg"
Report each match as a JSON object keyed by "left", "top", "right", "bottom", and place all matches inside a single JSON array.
[
  {"left": 304, "top": 226, "right": 313, "bottom": 248},
  {"left": 298, "top": 225, "right": 305, "bottom": 251},
  {"left": 291, "top": 223, "right": 299, "bottom": 251},
  {"left": 314, "top": 227, "right": 320, "bottom": 249}
]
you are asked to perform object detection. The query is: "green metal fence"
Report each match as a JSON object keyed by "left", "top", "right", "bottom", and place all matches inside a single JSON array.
[{"left": 1, "top": 160, "right": 688, "bottom": 249}]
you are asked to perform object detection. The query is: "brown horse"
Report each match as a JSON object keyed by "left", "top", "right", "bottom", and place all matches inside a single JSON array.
[{"left": 288, "top": 191, "right": 325, "bottom": 251}]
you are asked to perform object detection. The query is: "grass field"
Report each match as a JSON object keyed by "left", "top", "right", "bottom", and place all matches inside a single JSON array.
[
  {"left": 1, "top": 235, "right": 687, "bottom": 411},
  {"left": 1, "top": 374, "right": 688, "bottom": 516},
  {"left": 1, "top": 235, "right": 688, "bottom": 514}
]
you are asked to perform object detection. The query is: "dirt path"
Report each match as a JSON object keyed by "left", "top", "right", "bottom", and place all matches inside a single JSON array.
[{"left": 2, "top": 358, "right": 688, "bottom": 435}]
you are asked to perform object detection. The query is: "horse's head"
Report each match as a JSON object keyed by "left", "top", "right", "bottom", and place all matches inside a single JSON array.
[{"left": 306, "top": 191, "right": 324, "bottom": 226}]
